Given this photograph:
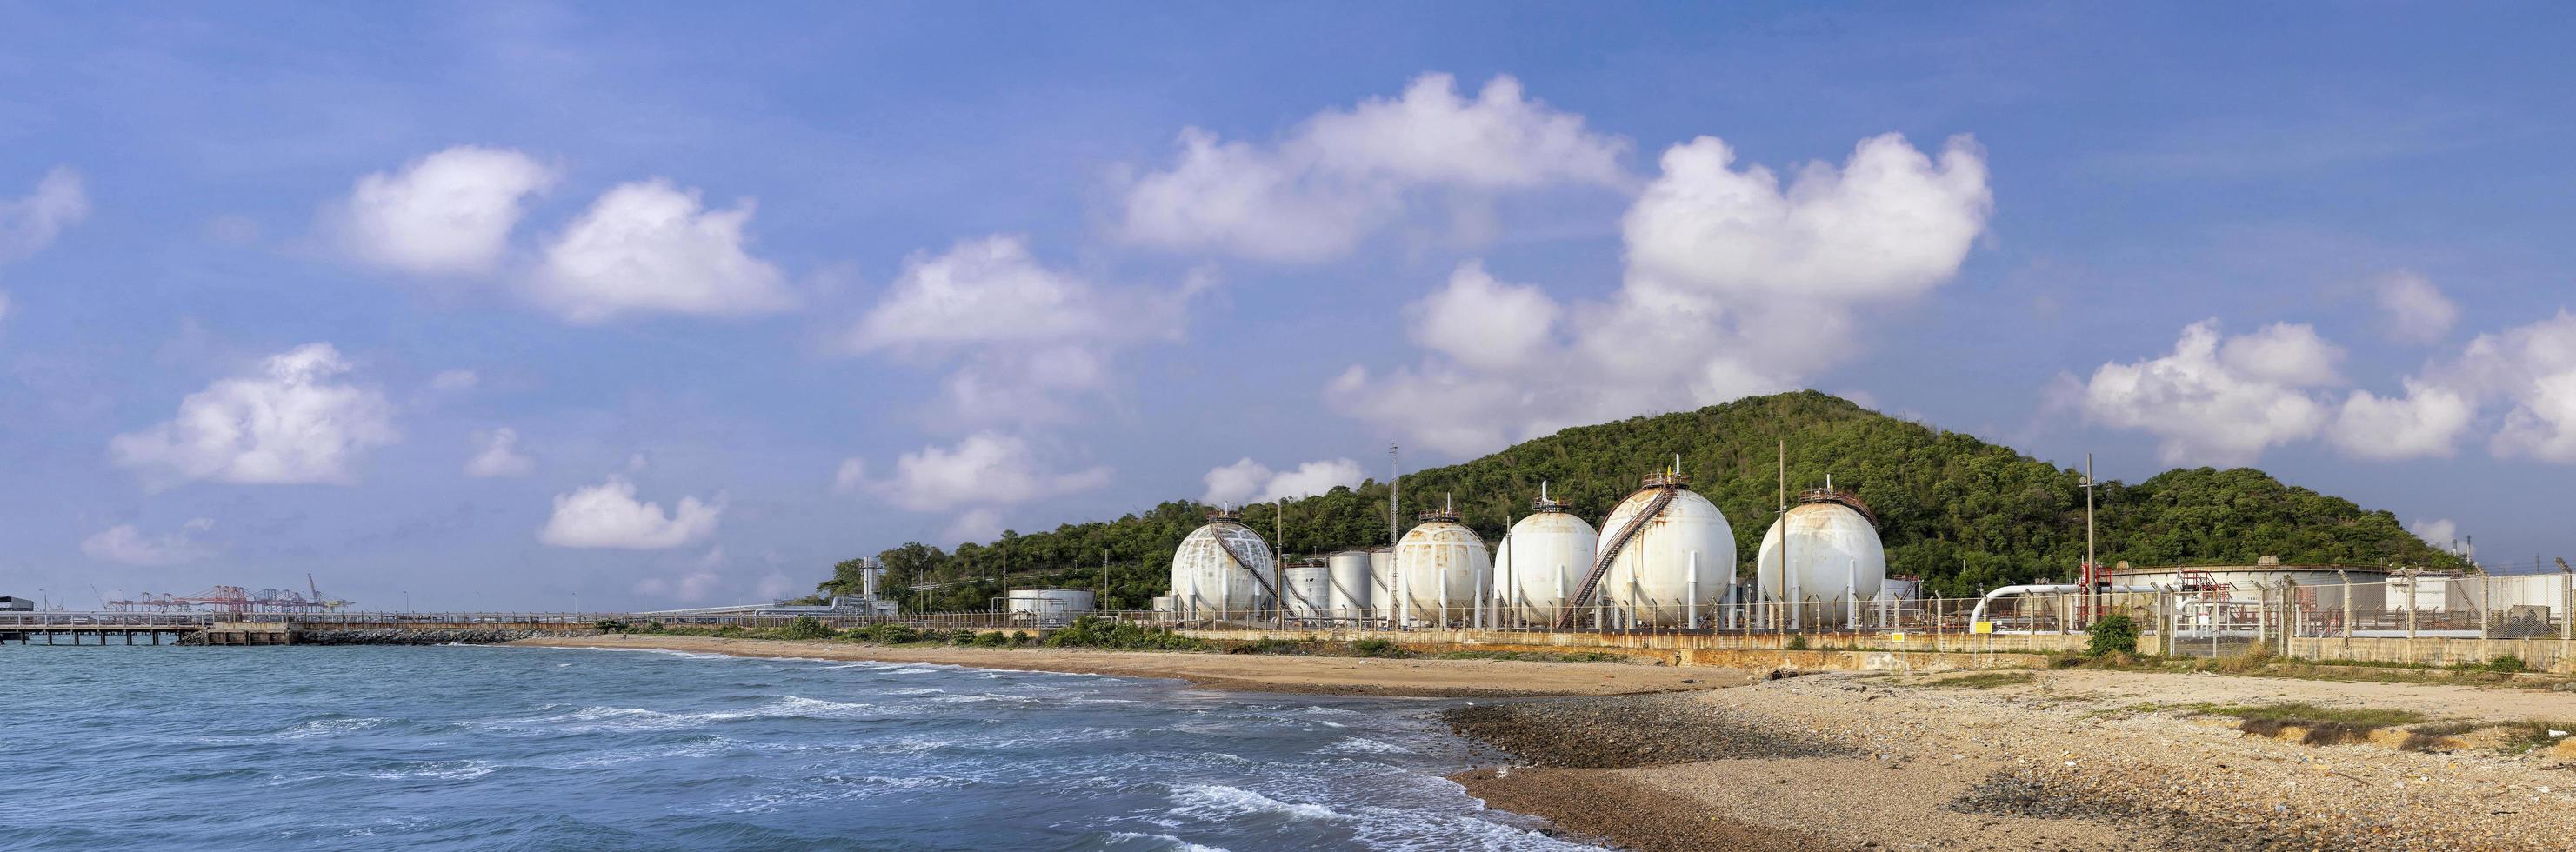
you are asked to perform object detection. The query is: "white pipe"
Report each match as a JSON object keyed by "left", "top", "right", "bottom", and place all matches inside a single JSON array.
[{"left": 1967, "top": 584, "right": 2155, "bottom": 625}]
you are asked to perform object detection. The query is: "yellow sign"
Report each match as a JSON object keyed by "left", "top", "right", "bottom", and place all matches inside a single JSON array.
[
  {"left": 1889, "top": 633, "right": 1906, "bottom": 643},
  {"left": 1971, "top": 621, "right": 1995, "bottom": 634}
]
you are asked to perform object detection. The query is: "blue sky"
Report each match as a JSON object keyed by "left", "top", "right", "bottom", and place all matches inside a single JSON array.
[{"left": 3, "top": 3, "right": 2572, "bottom": 610}]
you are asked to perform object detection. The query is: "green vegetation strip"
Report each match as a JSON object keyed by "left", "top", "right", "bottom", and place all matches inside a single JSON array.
[{"left": 1924, "top": 671, "right": 2036, "bottom": 689}]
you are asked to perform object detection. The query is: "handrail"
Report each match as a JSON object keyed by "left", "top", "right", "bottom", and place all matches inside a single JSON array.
[{"left": 1556, "top": 485, "right": 1677, "bottom": 629}]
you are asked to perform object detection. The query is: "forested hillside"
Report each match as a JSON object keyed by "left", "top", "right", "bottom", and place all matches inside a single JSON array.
[{"left": 819, "top": 391, "right": 2466, "bottom": 610}]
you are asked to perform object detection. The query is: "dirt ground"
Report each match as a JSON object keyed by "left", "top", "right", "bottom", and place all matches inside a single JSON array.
[{"left": 508, "top": 634, "right": 1758, "bottom": 697}]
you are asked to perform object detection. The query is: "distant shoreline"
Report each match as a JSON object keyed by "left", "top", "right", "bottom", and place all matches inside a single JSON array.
[{"left": 506, "top": 634, "right": 1753, "bottom": 698}]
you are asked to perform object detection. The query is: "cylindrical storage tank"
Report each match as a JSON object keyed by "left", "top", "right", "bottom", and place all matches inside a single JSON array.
[
  {"left": 1151, "top": 595, "right": 1175, "bottom": 612},
  {"left": 1327, "top": 550, "right": 1373, "bottom": 622},
  {"left": 1592, "top": 474, "right": 1733, "bottom": 628},
  {"left": 1169, "top": 513, "right": 1276, "bottom": 617},
  {"left": 1497, "top": 496, "right": 1597, "bottom": 627},
  {"left": 1006, "top": 588, "right": 1096, "bottom": 629},
  {"left": 1395, "top": 510, "right": 1492, "bottom": 627},
  {"left": 1366, "top": 548, "right": 1396, "bottom": 623},
  {"left": 1754, "top": 494, "right": 1886, "bottom": 626},
  {"left": 1284, "top": 564, "right": 1331, "bottom": 619}
]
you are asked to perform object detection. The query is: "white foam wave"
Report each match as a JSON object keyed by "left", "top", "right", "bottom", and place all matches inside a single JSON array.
[
  {"left": 366, "top": 760, "right": 496, "bottom": 781},
  {"left": 1104, "top": 831, "right": 1231, "bottom": 852},
  {"left": 1315, "top": 736, "right": 1413, "bottom": 755},
  {"left": 276, "top": 717, "right": 388, "bottom": 739},
  {"left": 1168, "top": 784, "right": 1346, "bottom": 822}
]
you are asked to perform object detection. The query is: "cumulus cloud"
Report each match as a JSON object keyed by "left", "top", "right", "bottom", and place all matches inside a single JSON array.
[
  {"left": 537, "top": 475, "right": 720, "bottom": 549},
  {"left": 861, "top": 431, "right": 1111, "bottom": 513},
  {"left": 80, "top": 517, "right": 216, "bottom": 566},
  {"left": 942, "top": 507, "right": 1004, "bottom": 543},
  {"left": 1331, "top": 133, "right": 1992, "bottom": 456},
  {"left": 2074, "top": 320, "right": 2344, "bottom": 465},
  {"left": 530, "top": 179, "right": 792, "bottom": 323},
  {"left": 1201, "top": 457, "right": 1366, "bottom": 506},
  {"left": 110, "top": 343, "right": 399, "bottom": 488},
  {"left": 2374, "top": 271, "right": 2459, "bottom": 345},
  {"left": 1117, "top": 73, "right": 1629, "bottom": 262},
  {"left": 2438, "top": 310, "right": 2576, "bottom": 462},
  {"left": 464, "top": 427, "right": 535, "bottom": 478},
  {"left": 2408, "top": 517, "right": 2459, "bottom": 551},
  {"left": 2326, "top": 380, "right": 2473, "bottom": 459},
  {"left": 846, "top": 235, "right": 1197, "bottom": 425},
  {"left": 0, "top": 165, "right": 90, "bottom": 263},
  {"left": 333, "top": 145, "right": 557, "bottom": 276}
]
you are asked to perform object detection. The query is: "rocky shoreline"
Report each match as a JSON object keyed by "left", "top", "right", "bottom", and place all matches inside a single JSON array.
[{"left": 1442, "top": 671, "right": 2576, "bottom": 851}]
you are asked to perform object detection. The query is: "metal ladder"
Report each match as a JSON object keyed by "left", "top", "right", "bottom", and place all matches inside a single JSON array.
[
  {"left": 1555, "top": 485, "right": 1677, "bottom": 630},
  {"left": 1215, "top": 534, "right": 1282, "bottom": 602}
]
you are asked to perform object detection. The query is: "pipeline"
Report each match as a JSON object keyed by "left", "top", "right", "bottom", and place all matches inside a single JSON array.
[{"left": 1965, "top": 583, "right": 2157, "bottom": 625}]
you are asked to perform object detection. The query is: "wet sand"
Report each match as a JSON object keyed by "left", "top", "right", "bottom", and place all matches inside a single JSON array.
[{"left": 509, "top": 634, "right": 1757, "bottom": 697}]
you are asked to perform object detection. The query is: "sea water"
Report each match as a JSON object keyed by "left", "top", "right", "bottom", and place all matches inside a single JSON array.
[{"left": 0, "top": 644, "right": 1598, "bottom": 851}]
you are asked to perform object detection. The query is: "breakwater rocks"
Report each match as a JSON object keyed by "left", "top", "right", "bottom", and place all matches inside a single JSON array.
[{"left": 290, "top": 629, "right": 585, "bottom": 646}]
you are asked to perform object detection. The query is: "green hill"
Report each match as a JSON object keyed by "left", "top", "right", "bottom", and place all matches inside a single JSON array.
[{"left": 822, "top": 391, "right": 2466, "bottom": 611}]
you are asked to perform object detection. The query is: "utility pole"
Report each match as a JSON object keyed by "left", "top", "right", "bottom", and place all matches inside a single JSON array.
[
  {"left": 1276, "top": 497, "right": 1287, "bottom": 628},
  {"left": 2083, "top": 453, "right": 2098, "bottom": 626},
  {"left": 1389, "top": 444, "right": 1401, "bottom": 550}
]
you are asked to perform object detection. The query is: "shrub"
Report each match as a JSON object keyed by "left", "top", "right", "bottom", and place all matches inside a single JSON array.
[
  {"left": 778, "top": 616, "right": 837, "bottom": 641},
  {"left": 1010, "top": 630, "right": 1033, "bottom": 646},
  {"left": 2085, "top": 614, "right": 2139, "bottom": 657},
  {"left": 1351, "top": 638, "right": 1406, "bottom": 658},
  {"left": 974, "top": 631, "right": 1010, "bottom": 648},
  {"left": 594, "top": 619, "right": 629, "bottom": 633},
  {"left": 1041, "top": 615, "right": 1207, "bottom": 651},
  {"left": 847, "top": 623, "right": 919, "bottom": 645},
  {"left": 1785, "top": 635, "right": 1810, "bottom": 651},
  {"left": 2484, "top": 655, "right": 2528, "bottom": 674}
]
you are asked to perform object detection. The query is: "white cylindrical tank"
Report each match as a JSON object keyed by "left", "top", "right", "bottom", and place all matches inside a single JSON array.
[
  {"left": 1284, "top": 564, "right": 1331, "bottom": 619},
  {"left": 1006, "top": 588, "right": 1095, "bottom": 628},
  {"left": 1169, "top": 513, "right": 1276, "bottom": 616},
  {"left": 1498, "top": 494, "right": 1597, "bottom": 627},
  {"left": 1755, "top": 495, "right": 1886, "bottom": 623},
  {"left": 1327, "top": 550, "right": 1373, "bottom": 622},
  {"left": 1151, "top": 595, "right": 1175, "bottom": 612},
  {"left": 1366, "top": 548, "right": 1395, "bottom": 623},
  {"left": 1396, "top": 509, "right": 1492, "bottom": 627},
  {"left": 1592, "top": 474, "right": 1733, "bottom": 628}
]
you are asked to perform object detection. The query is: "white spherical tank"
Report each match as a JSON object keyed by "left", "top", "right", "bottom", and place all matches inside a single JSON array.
[
  {"left": 1283, "top": 564, "right": 1331, "bottom": 618},
  {"left": 1592, "top": 473, "right": 1734, "bottom": 628},
  {"left": 1755, "top": 495, "right": 1886, "bottom": 613},
  {"left": 1498, "top": 495, "right": 1598, "bottom": 627},
  {"left": 1327, "top": 550, "right": 1373, "bottom": 621},
  {"left": 1395, "top": 511, "right": 1491, "bottom": 626},
  {"left": 1169, "top": 513, "right": 1275, "bottom": 616}
]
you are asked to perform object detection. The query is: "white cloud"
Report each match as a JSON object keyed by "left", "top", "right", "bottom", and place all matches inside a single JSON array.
[
  {"left": 2374, "top": 270, "right": 2458, "bottom": 345},
  {"left": 1117, "top": 73, "right": 1629, "bottom": 262},
  {"left": 1410, "top": 262, "right": 1560, "bottom": 370},
  {"left": 0, "top": 290, "right": 10, "bottom": 325},
  {"left": 2326, "top": 380, "right": 2473, "bottom": 459},
  {"left": 334, "top": 145, "right": 557, "bottom": 276},
  {"left": 2448, "top": 310, "right": 2576, "bottom": 463},
  {"left": 1331, "top": 133, "right": 1992, "bottom": 456},
  {"left": 754, "top": 572, "right": 797, "bottom": 602},
  {"left": 80, "top": 518, "right": 215, "bottom": 566},
  {"left": 2408, "top": 517, "right": 2459, "bottom": 551},
  {"left": 1201, "top": 457, "right": 1365, "bottom": 506},
  {"left": 864, "top": 431, "right": 1111, "bottom": 513},
  {"left": 847, "top": 235, "right": 1196, "bottom": 425},
  {"left": 636, "top": 547, "right": 731, "bottom": 602},
  {"left": 464, "top": 427, "right": 536, "bottom": 478},
  {"left": 530, "top": 179, "right": 792, "bottom": 323},
  {"left": 429, "top": 369, "right": 480, "bottom": 392},
  {"left": 2074, "top": 320, "right": 2343, "bottom": 465},
  {"left": 0, "top": 165, "right": 90, "bottom": 263},
  {"left": 832, "top": 457, "right": 867, "bottom": 494},
  {"left": 537, "top": 475, "right": 720, "bottom": 549},
  {"left": 942, "top": 508, "right": 1004, "bottom": 543},
  {"left": 110, "top": 343, "right": 398, "bottom": 488}
]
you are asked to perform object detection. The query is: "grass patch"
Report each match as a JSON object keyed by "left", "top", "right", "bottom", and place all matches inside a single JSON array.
[
  {"left": 2199, "top": 702, "right": 2426, "bottom": 745},
  {"left": 2492, "top": 721, "right": 2576, "bottom": 755},
  {"left": 1924, "top": 671, "right": 2036, "bottom": 689}
]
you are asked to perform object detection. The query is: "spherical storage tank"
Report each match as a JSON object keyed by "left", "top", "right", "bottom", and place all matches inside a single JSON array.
[
  {"left": 1592, "top": 470, "right": 1733, "bottom": 628},
  {"left": 1495, "top": 485, "right": 1598, "bottom": 626},
  {"left": 1170, "top": 511, "right": 1276, "bottom": 616},
  {"left": 1754, "top": 490, "right": 1885, "bottom": 613},
  {"left": 1395, "top": 504, "right": 1491, "bottom": 626},
  {"left": 1326, "top": 550, "right": 1373, "bottom": 621}
]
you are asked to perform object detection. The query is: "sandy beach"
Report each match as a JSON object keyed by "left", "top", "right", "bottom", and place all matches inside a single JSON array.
[
  {"left": 509, "top": 634, "right": 1755, "bottom": 697},
  {"left": 517, "top": 635, "right": 2576, "bottom": 850}
]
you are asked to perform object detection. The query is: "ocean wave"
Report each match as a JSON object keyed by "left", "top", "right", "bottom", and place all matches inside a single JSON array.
[
  {"left": 1167, "top": 784, "right": 1347, "bottom": 822},
  {"left": 1101, "top": 831, "right": 1231, "bottom": 852},
  {"left": 473, "top": 695, "right": 889, "bottom": 733},
  {"left": 711, "top": 775, "right": 958, "bottom": 814},
  {"left": 276, "top": 716, "right": 391, "bottom": 739},
  {"left": 366, "top": 760, "right": 497, "bottom": 781},
  {"left": 1314, "top": 736, "right": 1413, "bottom": 755}
]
